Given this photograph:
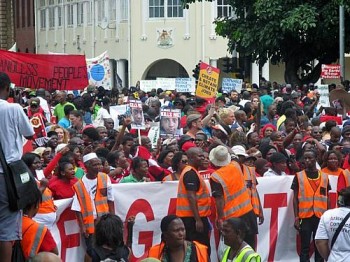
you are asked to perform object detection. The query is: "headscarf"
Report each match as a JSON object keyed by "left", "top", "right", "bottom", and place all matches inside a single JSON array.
[{"left": 260, "top": 124, "right": 277, "bottom": 138}]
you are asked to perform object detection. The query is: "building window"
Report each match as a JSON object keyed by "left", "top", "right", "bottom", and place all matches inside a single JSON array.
[
  {"left": 67, "top": 3, "right": 74, "bottom": 26},
  {"left": 27, "top": 0, "right": 31, "bottom": 27},
  {"left": 21, "top": 0, "right": 25, "bottom": 27},
  {"left": 120, "top": 0, "right": 128, "bottom": 21},
  {"left": 87, "top": 1, "right": 92, "bottom": 24},
  {"left": 77, "top": 2, "right": 84, "bottom": 25},
  {"left": 109, "top": 0, "right": 116, "bottom": 21},
  {"left": 217, "top": 0, "right": 232, "bottom": 18},
  {"left": 49, "top": 0, "right": 55, "bottom": 28},
  {"left": 16, "top": 0, "right": 20, "bottom": 28},
  {"left": 97, "top": 0, "right": 105, "bottom": 22},
  {"left": 167, "top": 0, "right": 183, "bottom": 18},
  {"left": 40, "top": 9, "right": 46, "bottom": 29},
  {"left": 149, "top": 0, "right": 183, "bottom": 18},
  {"left": 40, "top": 0, "right": 46, "bottom": 7}
]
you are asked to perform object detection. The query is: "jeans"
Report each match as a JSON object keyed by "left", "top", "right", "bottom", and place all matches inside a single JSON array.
[{"left": 299, "top": 215, "right": 323, "bottom": 262}]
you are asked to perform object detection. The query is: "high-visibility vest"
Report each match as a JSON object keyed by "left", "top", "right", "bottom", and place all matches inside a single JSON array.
[
  {"left": 148, "top": 241, "right": 208, "bottom": 262},
  {"left": 38, "top": 187, "right": 56, "bottom": 214},
  {"left": 162, "top": 173, "right": 177, "bottom": 181},
  {"left": 221, "top": 245, "right": 261, "bottom": 262},
  {"left": 343, "top": 169, "right": 350, "bottom": 187},
  {"left": 176, "top": 166, "right": 211, "bottom": 217},
  {"left": 21, "top": 216, "right": 48, "bottom": 260},
  {"left": 73, "top": 173, "right": 109, "bottom": 234},
  {"left": 297, "top": 170, "right": 328, "bottom": 218},
  {"left": 35, "top": 180, "right": 56, "bottom": 214},
  {"left": 211, "top": 162, "right": 253, "bottom": 220},
  {"left": 243, "top": 165, "right": 260, "bottom": 216}
]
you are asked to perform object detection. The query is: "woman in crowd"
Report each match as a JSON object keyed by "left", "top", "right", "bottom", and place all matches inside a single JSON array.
[
  {"left": 68, "top": 144, "right": 86, "bottom": 178},
  {"left": 49, "top": 160, "right": 78, "bottom": 200},
  {"left": 260, "top": 124, "right": 276, "bottom": 138},
  {"left": 49, "top": 124, "right": 69, "bottom": 144},
  {"left": 69, "top": 110, "right": 85, "bottom": 134},
  {"left": 221, "top": 218, "right": 261, "bottom": 262},
  {"left": 321, "top": 150, "right": 344, "bottom": 176},
  {"left": 85, "top": 214, "right": 131, "bottom": 262},
  {"left": 148, "top": 215, "right": 208, "bottom": 261},
  {"left": 157, "top": 150, "right": 175, "bottom": 172},
  {"left": 163, "top": 152, "right": 188, "bottom": 181}
]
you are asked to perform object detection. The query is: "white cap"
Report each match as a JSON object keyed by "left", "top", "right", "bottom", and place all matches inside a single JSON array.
[{"left": 83, "top": 153, "right": 98, "bottom": 163}]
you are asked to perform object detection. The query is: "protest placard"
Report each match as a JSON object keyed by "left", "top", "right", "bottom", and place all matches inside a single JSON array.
[
  {"left": 160, "top": 108, "right": 181, "bottom": 137},
  {"left": 140, "top": 80, "right": 157, "bottom": 92},
  {"left": 317, "top": 84, "right": 330, "bottom": 107},
  {"left": 129, "top": 100, "right": 145, "bottom": 129},
  {"left": 148, "top": 122, "right": 160, "bottom": 149},
  {"left": 156, "top": 78, "right": 176, "bottom": 91},
  {"left": 86, "top": 51, "right": 112, "bottom": 90},
  {"left": 110, "top": 105, "right": 127, "bottom": 128},
  {"left": 195, "top": 62, "right": 220, "bottom": 98},
  {"left": 0, "top": 49, "right": 88, "bottom": 90},
  {"left": 175, "top": 78, "right": 196, "bottom": 93},
  {"left": 222, "top": 78, "right": 243, "bottom": 94},
  {"left": 321, "top": 64, "right": 341, "bottom": 79}
]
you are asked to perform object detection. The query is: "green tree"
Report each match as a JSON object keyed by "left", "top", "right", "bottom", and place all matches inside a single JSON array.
[{"left": 182, "top": 0, "right": 350, "bottom": 85}]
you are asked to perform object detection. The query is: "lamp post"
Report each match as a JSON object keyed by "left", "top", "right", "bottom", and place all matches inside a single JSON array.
[{"left": 339, "top": 5, "right": 345, "bottom": 81}]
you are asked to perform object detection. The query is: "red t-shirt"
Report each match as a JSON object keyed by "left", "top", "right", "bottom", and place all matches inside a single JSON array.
[{"left": 48, "top": 176, "right": 78, "bottom": 200}]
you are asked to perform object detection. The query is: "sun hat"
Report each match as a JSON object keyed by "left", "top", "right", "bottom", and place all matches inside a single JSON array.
[
  {"left": 231, "top": 145, "right": 249, "bottom": 157},
  {"left": 209, "top": 145, "right": 231, "bottom": 167}
]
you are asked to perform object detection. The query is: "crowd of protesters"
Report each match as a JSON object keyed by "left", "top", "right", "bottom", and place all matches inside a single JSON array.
[{"left": 3, "top": 70, "right": 350, "bottom": 261}]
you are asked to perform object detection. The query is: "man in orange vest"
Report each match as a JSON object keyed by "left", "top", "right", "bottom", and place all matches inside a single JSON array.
[
  {"left": 291, "top": 150, "right": 330, "bottom": 262},
  {"left": 72, "top": 152, "right": 115, "bottom": 253},
  {"left": 176, "top": 147, "right": 212, "bottom": 255},
  {"left": 209, "top": 145, "right": 258, "bottom": 249}
]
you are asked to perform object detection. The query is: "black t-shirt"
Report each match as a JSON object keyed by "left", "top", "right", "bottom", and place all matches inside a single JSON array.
[
  {"left": 88, "top": 245, "right": 130, "bottom": 262},
  {"left": 183, "top": 170, "right": 200, "bottom": 192},
  {"left": 291, "top": 170, "right": 331, "bottom": 192}
]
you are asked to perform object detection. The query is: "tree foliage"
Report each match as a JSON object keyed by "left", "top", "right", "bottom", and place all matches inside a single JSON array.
[{"left": 182, "top": 0, "right": 350, "bottom": 85}]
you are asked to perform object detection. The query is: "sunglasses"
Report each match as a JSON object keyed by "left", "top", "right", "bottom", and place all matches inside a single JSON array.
[
  {"left": 181, "top": 160, "right": 188, "bottom": 164},
  {"left": 194, "top": 139, "right": 204, "bottom": 142}
]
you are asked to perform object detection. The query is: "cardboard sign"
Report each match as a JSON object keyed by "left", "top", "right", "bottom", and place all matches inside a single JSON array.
[
  {"left": 109, "top": 105, "right": 127, "bottom": 128},
  {"left": 317, "top": 84, "right": 330, "bottom": 107},
  {"left": 140, "top": 80, "right": 157, "bottom": 92},
  {"left": 160, "top": 108, "right": 181, "bottom": 137},
  {"left": 195, "top": 62, "right": 220, "bottom": 98},
  {"left": 222, "top": 78, "right": 243, "bottom": 93},
  {"left": 129, "top": 100, "right": 145, "bottom": 129},
  {"left": 0, "top": 49, "right": 88, "bottom": 90},
  {"left": 148, "top": 122, "right": 160, "bottom": 149},
  {"left": 156, "top": 78, "right": 176, "bottom": 91},
  {"left": 321, "top": 64, "right": 341, "bottom": 79},
  {"left": 175, "top": 78, "right": 196, "bottom": 93},
  {"left": 86, "top": 51, "right": 112, "bottom": 90}
]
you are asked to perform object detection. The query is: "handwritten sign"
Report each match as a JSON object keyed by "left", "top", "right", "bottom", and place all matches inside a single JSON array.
[
  {"left": 86, "top": 51, "right": 112, "bottom": 90},
  {"left": 156, "top": 78, "right": 176, "bottom": 91},
  {"left": 175, "top": 78, "right": 195, "bottom": 93},
  {"left": 222, "top": 78, "right": 243, "bottom": 94},
  {"left": 195, "top": 62, "right": 220, "bottom": 99},
  {"left": 0, "top": 49, "right": 88, "bottom": 90},
  {"left": 321, "top": 64, "right": 341, "bottom": 79},
  {"left": 317, "top": 84, "right": 330, "bottom": 107},
  {"left": 140, "top": 80, "right": 157, "bottom": 92}
]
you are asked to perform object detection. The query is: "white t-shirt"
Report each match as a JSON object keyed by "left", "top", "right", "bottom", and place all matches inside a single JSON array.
[
  {"left": 315, "top": 207, "right": 350, "bottom": 262},
  {"left": 37, "top": 96, "right": 51, "bottom": 121},
  {"left": 263, "top": 168, "right": 287, "bottom": 177},
  {"left": 94, "top": 107, "right": 112, "bottom": 127},
  {"left": 71, "top": 174, "right": 114, "bottom": 219},
  {"left": 0, "top": 99, "right": 34, "bottom": 172}
]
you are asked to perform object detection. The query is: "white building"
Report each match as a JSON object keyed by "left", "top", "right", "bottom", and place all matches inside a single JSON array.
[{"left": 35, "top": 0, "right": 247, "bottom": 88}]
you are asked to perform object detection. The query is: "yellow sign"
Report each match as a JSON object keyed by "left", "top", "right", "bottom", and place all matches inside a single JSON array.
[{"left": 195, "top": 62, "right": 220, "bottom": 99}]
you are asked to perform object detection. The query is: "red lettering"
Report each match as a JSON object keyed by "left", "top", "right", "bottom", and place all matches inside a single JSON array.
[
  {"left": 167, "top": 198, "right": 177, "bottom": 215},
  {"left": 264, "top": 193, "right": 287, "bottom": 262},
  {"left": 56, "top": 208, "right": 81, "bottom": 262},
  {"left": 126, "top": 199, "right": 155, "bottom": 261}
]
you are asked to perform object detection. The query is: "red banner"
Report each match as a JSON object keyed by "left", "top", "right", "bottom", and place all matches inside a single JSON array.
[
  {"left": 0, "top": 49, "right": 88, "bottom": 90},
  {"left": 321, "top": 64, "right": 341, "bottom": 79}
]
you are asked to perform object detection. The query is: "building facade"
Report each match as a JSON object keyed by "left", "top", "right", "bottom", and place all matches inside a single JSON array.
[
  {"left": 34, "top": 0, "right": 243, "bottom": 88},
  {"left": 0, "top": 0, "right": 15, "bottom": 50}
]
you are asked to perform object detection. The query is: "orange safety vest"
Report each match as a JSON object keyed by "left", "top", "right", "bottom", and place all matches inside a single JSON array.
[
  {"left": 243, "top": 165, "right": 261, "bottom": 216},
  {"left": 38, "top": 187, "right": 56, "bottom": 214},
  {"left": 343, "top": 169, "right": 350, "bottom": 187},
  {"left": 148, "top": 241, "right": 208, "bottom": 262},
  {"left": 176, "top": 166, "right": 211, "bottom": 217},
  {"left": 297, "top": 170, "right": 329, "bottom": 218},
  {"left": 210, "top": 162, "right": 253, "bottom": 220},
  {"left": 73, "top": 172, "right": 109, "bottom": 234},
  {"left": 21, "top": 216, "right": 48, "bottom": 259}
]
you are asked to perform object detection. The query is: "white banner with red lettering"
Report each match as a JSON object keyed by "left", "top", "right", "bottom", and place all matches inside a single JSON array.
[{"left": 50, "top": 176, "right": 339, "bottom": 262}]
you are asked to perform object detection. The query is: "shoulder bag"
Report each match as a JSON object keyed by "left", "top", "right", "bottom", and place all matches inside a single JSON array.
[
  {"left": 0, "top": 139, "right": 39, "bottom": 212},
  {"left": 331, "top": 211, "right": 350, "bottom": 249}
]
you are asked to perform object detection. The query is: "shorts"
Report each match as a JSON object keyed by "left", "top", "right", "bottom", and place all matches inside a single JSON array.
[{"left": 0, "top": 173, "right": 22, "bottom": 241}]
